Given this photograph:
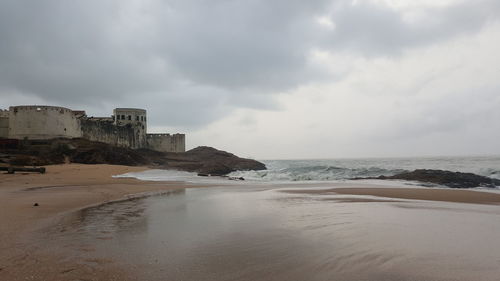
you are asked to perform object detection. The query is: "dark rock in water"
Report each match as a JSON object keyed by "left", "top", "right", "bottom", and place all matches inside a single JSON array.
[
  {"left": 0, "top": 139, "right": 266, "bottom": 176},
  {"left": 160, "top": 146, "right": 266, "bottom": 175},
  {"left": 33, "top": 203, "right": 39, "bottom": 207},
  {"left": 358, "top": 169, "right": 500, "bottom": 189},
  {"left": 197, "top": 173, "right": 245, "bottom": 181}
]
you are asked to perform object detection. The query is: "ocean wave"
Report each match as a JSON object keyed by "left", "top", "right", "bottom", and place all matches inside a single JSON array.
[
  {"left": 478, "top": 168, "right": 500, "bottom": 179},
  {"left": 228, "top": 165, "right": 407, "bottom": 182},
  {"left": 117, "top": 157, "right": 500, "bottom": 184}
]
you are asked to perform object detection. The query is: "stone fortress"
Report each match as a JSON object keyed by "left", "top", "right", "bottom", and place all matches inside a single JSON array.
[{"left": 0, "top": 105, "right": 185, "bottom": 152}]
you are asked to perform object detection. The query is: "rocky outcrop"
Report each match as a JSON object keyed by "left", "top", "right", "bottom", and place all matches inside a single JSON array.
[
  {"left": 183, "top": 146, "right": 266, "bottom": 174},
  {"left": 358, "top": 169, "right": 500, "bottom": 189},
  {"left": 0, "top": 139, "right": 266, "bottom": 175},
  {"left": 139, "top": 146, "right": 266, "bottom": 175}
]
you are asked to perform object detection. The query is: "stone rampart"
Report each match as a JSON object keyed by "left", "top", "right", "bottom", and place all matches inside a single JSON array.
[
  {"left": 146, "top": 133, "right": 185, "bottom": 152},
  {"left": 8, "top": 106, "right": 81, "bottom": 140},
  {"left": 0, "top": 110, "right": 9, "bottom": 138},
  {"left": 80, "top": 118, "right": 145, "bottom": 149},
  {"left": 4, "top": 105, "right": 185, "bottom": 152}
]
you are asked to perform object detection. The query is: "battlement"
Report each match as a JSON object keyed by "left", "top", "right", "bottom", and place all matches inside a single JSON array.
[
  {"left": 0, "top": 109, "right": 9, "bottom": 118},
  {"left": 84, "top": 116, "right": 114, "bottom": 122},
  {"left": 146, "top": 133, "right": 185, "bottom": 137},
  {"left": 10, "top": 105, "right": 74, "bottom": 114}
]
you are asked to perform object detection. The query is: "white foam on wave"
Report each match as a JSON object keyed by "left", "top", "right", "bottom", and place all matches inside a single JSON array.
[
  {"left": 114, "top": 169, "right": 198, "bottom": 182},
  {"left": 113, "top": 156, "right": 500, "bottom": 188},
  {"left": 227, "top": 166, "right": 404, "bottom": 182},
  {"left": 113, "top": 169, "right": 241, "bottom": 184},
  {"left": 229, "top": 156, "right": 500, "bottom": 184}
]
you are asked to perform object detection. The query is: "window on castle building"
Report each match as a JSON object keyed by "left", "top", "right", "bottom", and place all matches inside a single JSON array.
[
  {"left": 136, "top": 116, "right": 139, "bottom": 121},
  {"left": 128, "top": 115, "right": 131, "bottom": 120},
  {"left": 121, "top": 115, "right": 125, "bottom": 120},
  {"left": 140, "top": 116, "right": 143, "bottom": 121}
]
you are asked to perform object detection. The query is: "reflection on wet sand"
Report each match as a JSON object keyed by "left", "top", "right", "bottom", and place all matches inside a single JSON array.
[
  {"left": 283, "top": 187, "right": 500, "bottom": 204},
  {"left": 48, "top": 185, "right": 500, "bottom": 281}
]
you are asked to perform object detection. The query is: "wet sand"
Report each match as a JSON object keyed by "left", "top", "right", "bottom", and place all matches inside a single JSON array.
[
  {"left": 0, "top": 164, "right": 188, "bottom": 281},
  {"left": 284, "top": 187, "right": 500, "bottom": 205},
  {"left": 43, "top": 183, "right": 500, "bottom": 281},
  {"left": 2, "top": 166, "right": 500, "bottom": 280}
]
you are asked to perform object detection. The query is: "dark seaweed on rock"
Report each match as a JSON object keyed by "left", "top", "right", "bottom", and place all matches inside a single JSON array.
[
  {"left": 355, "top": 169, "right": 500, "bottom": 189},
  {"left": 0, "top": 138, "right": 266, "bottom": 175}
]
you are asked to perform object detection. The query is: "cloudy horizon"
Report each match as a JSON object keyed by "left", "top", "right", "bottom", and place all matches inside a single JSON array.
[{"left": 1, "top": 0, "right": 499, "bottom": 159}]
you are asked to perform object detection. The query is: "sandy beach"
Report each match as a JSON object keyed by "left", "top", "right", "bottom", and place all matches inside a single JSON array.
[
  {"left": 2, "top": 164, "right": 500, "bottom": 281},
  {"left": 0, "top": 164, "right": 188, "bottom": 281}
]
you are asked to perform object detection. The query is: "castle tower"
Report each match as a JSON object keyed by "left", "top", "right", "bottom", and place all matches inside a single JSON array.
[
  {"left": 7, "top": 105, "right": 82, "bottom": 139},
  {"left": 113, "top": 108, "right": 147, "bottom": 147},
  {"left": 113, "top": 108, "right": 147, "bottom": 129}
]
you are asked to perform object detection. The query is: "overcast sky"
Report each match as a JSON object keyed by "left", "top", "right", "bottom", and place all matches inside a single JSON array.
[{"left": 1, "top": 0, "right": 499, "bottom": 159}]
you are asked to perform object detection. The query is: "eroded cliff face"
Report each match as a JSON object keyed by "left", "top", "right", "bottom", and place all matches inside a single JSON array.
[{"left": 0, "top": 138, "right": 266, "bottom": 175}]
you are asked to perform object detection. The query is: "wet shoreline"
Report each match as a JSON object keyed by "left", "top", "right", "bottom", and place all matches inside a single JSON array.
[{"left": 40, "top": 183, "right": 500, "bottom": 281}]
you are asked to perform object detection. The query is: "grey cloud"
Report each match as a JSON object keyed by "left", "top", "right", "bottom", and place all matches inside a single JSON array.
[
  {"left": 0, "top": 0, "right": 331, "bottom": 127},
  {"left": 0, "top": 1, "right": 172, "bottom": 103},
  {"left": 323, "top": 0, "right": 500, "bottom": 55},
  {"left": 0, "top": 0, "right": 499, "bottom": 129},
  {"left": 155, "top": 0, "right": 328, "bottom": 91},
  {"left": 119, "top": 84, "right": 232, "bottom": 127},
  {"left": 366, "top": 85, "right": 500, "bottom": 142}
]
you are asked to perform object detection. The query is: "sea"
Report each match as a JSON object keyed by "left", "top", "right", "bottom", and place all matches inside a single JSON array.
[{"left": 117, "top": 155, "right": 500, "bottom": 185}]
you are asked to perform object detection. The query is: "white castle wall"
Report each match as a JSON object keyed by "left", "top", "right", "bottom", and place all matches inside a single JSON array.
[
  {"left": 3, "top": 105, "right": 185, "bottom": 152},
  {"left": 146, "top": 133, "right": 185, "bottom": 153},
  {"left": 8, "top": 106, "right": 82, "bottom": 140}
]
